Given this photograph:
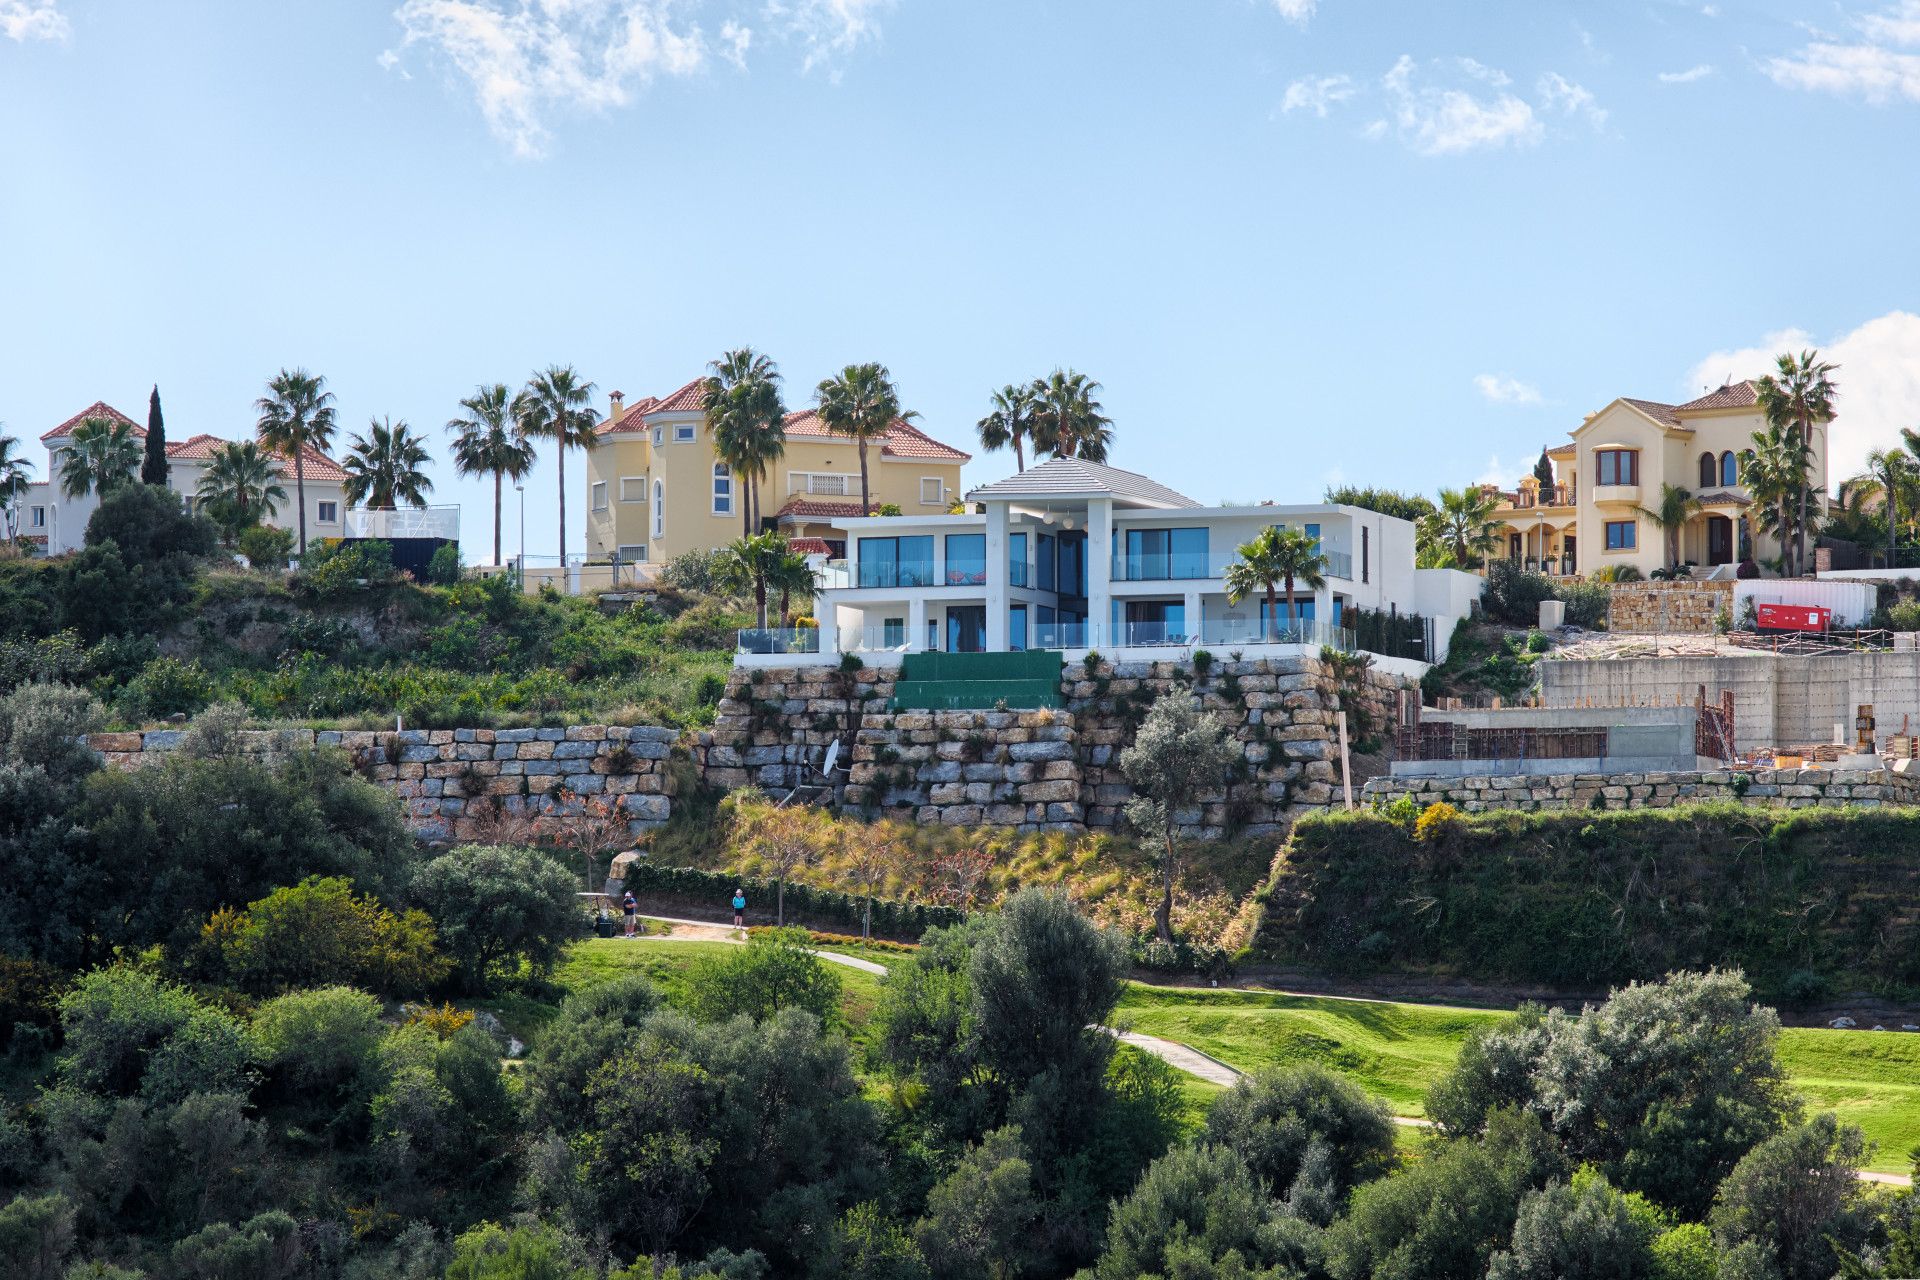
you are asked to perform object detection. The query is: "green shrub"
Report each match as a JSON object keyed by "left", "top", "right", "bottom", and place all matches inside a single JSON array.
[
  {"left": 119, "top": 656, "right": 214, "bottom": 721},
  {"left": 1483, "top": 561, "right": 1559, "bottom": 627},
  {"left": 1889, "top": 599, "right": 1920, "bottom": 632},
  {"left": 297, "top": 539, "right": 396, "bottom": 596},
  {"left": 661, "top": 547, "right": 727, "bottom": 594},
  {"left": 427, "top": 542, "right": 461, "bottom": 586},
  {"left": 191, "top": 875, "right": 450, "bottom": 997},
  {"left": 1556, "top": 580, "right": 1611, "bottom": 629},
  {"left": 236, "top": 524, "right": 295, "bottom": 570}
]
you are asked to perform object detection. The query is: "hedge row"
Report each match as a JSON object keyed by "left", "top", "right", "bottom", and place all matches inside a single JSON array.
[
  {"left": 622, "top": 863, "right": 965, "bottom": 938},
  {"left": 1253, "top": 803, "right": 1920, "bottom": 999}
]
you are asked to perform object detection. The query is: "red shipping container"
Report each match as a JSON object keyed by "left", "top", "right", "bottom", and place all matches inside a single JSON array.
[{"left": 1756, "top": 603, "right": 1830, "bottom": 633}]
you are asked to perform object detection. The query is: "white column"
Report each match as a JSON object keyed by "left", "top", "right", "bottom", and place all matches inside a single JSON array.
[
  {"left": 985, "top": 502, "right": 1009, "bottom": 651},
  {"left": 1088, "top": 499, "right": 1113, "bottom": 649},
  {"left": 909, "top": 596, "right": 928, "bottom": 652},
  {"left": 1184, "top": 587, "right": 1202, "bottom": 645}
]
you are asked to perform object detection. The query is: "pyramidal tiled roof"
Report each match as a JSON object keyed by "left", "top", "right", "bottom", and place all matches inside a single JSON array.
[
  {"left": 1619, "top": 397, "right": 1681, "bottom": 429},
  {"left": 966, "top": 456, "right": 1198, "bottom": 508},
  {"left": 166, "top": 432, "right": 347, "bottom": 482},
  {"left": 781, "top": 409, "right": 970, "bottom": 462},
  {"left": 42, "top": 400, "right": 142, "bottom": 442}
]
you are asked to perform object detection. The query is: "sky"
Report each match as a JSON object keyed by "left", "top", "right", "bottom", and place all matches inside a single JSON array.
[{"left": 3, "top": 0, "right": 1918, "bottom": 562}]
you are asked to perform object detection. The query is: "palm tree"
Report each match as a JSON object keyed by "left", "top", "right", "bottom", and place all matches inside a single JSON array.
[
  {"left": 255, "top": 368, "right": 339, "bottom": 554},
  {"left": 59, "top": 416, "right": 141, "bottom": 500},
  {"left": 342, "top": 417, "right": 435, "bottom": 510},
  {"left": 769, "top": 547, "right": 818, "bottom": 626},
  {"left": 518, "top": 366, "right": 600, "bottom": 567},
  {"left": 1743, "top": 422, "right": 1810, "bottom": 573},
  {"left": 815, "top": 363, "right": 913, "bottom": 517},
  {"left": 1027, "top": 369, "right": 1113, "bottom": 463},
  {"left": 1224, "top": 525, "right": 1327, "bottom": 641},
  {"left": 447, "top": 384, "right": 538, "bottom": 567},
  {"left": 1416, "top": 486, "right": 1502, "bottom": 569},
  {"left": 1756, "top": 350, "right": 1839, "bottom": 577},
  {"left": 977, "top": 383, "right": 1035, "bottom": 472},
  {"left": 703, "top": 349, "right": 787, "bottom": 536},
  {"left": 0, "top": 430, "right": 34, "bottom": 542},
  {"left": 714, "top": 530, "right": 789, "bottom": 630},
  {"left": 1635, "top": 482, "right": 1703, "bottom": 574},
  {"left": 196, "top": 440, "right": 288, "bottom": 539},
  {"left": 1865, "top": 445, "right": 1913, "bottom": 565}
]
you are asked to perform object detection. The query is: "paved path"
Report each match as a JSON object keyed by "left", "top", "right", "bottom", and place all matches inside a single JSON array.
[
  {"left": 631, "top": 913, "right": 890, "bottom": 974},
  {"left": 629, "top": 915, "right": 1909, "bottom": 1186}
]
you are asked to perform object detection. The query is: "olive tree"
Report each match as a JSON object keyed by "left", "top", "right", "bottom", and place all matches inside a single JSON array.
[{"left": 1117, "top": 692, "right": 1237, "bottom": 943}]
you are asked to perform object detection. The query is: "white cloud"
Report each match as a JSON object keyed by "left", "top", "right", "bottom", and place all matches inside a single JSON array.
[
  {"left": 1685, "top": 311, "right": 1920, "bottom": 481},
  {"left": 763, "top": 0, "right": 891, "bottom": 75},
  {"left": 1765, "top": 0, "right": 1920, "bottom": 103},
  {"left": 1281, "top": 73, "right": 1354, "bottom": 117},
  {"left": 1476, "top": 454, "right": 1528, "bottom": 490},
  {"left": 719, "top": 18, "right": 751, "bottom": 68},
  {"left": 1658, "top": 63, "right": 1714, "bottom": 83},
  {"left": 1380, "top": 54, "right": 1541, "bottom": 155},
  {"left": 0, "top": 0, "right": 68, "bottom": 42},
  {"left": 1268, "top": 0, "right": 1316, "bottom": 25},
  {"left": 1475, "top": 374, "right": 1544, "bottom": 406},
  {"left": 1536, "top": 70, "right": 1607, "bottom": 128},
  {"left": 392, "top": 0, "right": 709, "bottom": 158}
]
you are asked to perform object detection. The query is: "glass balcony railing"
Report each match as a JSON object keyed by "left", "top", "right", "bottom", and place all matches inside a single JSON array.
[
  {"left": 735, "top": 627, "right": 821, "bottom": 655},
  {"left": 1109, "top": 548, "right": 1355, "bottom": 582},
  {"left": 820, "top": 560, "right": 851, "bottom": 588},
  {"left": 943, "top": 559, "right": 988, "bottom": 587},
  {"left": 1009, "top": 558, "right": 1028, "bottom": 588},
  {"left": 840, "top": 625, "right": 915, "bottom": 653},
  {"left": 855, "top": 560, "right": 936, "bottom": 589},
  {"left": 1195, "top": 618, "right": 1354, "bottom": 651}
]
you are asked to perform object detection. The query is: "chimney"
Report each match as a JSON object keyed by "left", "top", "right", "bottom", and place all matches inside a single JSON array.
[{"left": 609, "top": 390, "right": 625, "bottom": 421}]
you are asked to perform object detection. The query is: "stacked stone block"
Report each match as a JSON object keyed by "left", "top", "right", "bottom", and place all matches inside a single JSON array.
[
  {"left": 1361, "top": 766, "right": 1920, "bottom": 812},
  {"left": 698, "top": 656, "right": 1419, "bottom": 836},
  {"left": 85, "top": 725, "right": 677, "bottom": 841},
  {"left": 1607, "top": 580, "right": 1734, "bottom": 635}
]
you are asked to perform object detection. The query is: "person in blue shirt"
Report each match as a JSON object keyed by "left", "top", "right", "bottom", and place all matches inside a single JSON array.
[
  {"left": 621, "top": 891, "right": 638, "bottom": 938},
  {"left": 731, "top": 888, "right": 747, "bottom": 931}
]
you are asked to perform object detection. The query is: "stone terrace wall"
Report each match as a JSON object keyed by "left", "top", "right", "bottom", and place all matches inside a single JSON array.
[
  {"left": 695, "top": 656, "right": 1420, "bottom": 836},
  {"left": 86, "top": 725, "right": 676, "bottom": 841},
  {"left": 1608, "top": 580, "right": 1735, "bottom": 635},
  {"left": 1362, "top": 766, "right": 1920, "bottom": 812}
]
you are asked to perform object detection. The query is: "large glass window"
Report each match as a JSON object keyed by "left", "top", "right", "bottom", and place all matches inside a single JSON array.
[
  {"left": 1057, "top": 533, "right": 1086, "bottom": 596},
  {"left": 1720, "top": 451, "right": 1738, "bottom": 486},
  {"left": 857, "top": 535, "right": 935, "bottom": 587},
  {"left": 1010, "top": 604, "right": 1027, "bottom": 651},
  {"left": 1008, "top": 532, "right": 1027, "bottom": 587},
  {"left": 1596, "top": 450, "right": 1638, "bottom": 486},
  {"left": 1121, "top": 600, "right": 1187, "bottom": 645},
  {"left": 1259, "top": 598, "right": 1316, "bottom": 634},
  {"left": 1120, "top": 527, "right": 1209, "bottom": 579},
  {"left": 712, "top": 463, "right": 732, "bottom": 515},
  {"left": 1037, "top": 533, "right": 1056, "bottom": 592},
  {"left": 945, "top": 533, "right": 987, "bottom": 585}
]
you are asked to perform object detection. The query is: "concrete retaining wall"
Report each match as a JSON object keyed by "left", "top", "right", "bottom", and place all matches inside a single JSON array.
[
  {"left": 1363, "top": 766, "right": 1920, "bottom": 811},
  {"left": 1539, "top": 650, "right": 1920, "bottom": 753},
  {"left": 86, "top": 725, "right": 677, "bottom": 842}
]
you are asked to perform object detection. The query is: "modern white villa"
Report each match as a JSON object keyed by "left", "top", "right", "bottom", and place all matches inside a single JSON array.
[{"left": 743, "top": 458, "right": 1480, "bottom": 672}]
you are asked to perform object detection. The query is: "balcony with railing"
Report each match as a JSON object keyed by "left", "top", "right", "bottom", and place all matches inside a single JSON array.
[
  {"left": 1504, "top": 483, "right": 1578, "bottom": 510},
  {"left": 344, "top": 505, "right": 461, "bottom": 540},
  {"left": 736, "top": 627, "right": 821, "bottom": 655},
  {"left": 855, "top": 557, "right": 938, "bottom": 589},
  {"left": 1110, "top": 547, "right": 1354, "bottom": 582}
]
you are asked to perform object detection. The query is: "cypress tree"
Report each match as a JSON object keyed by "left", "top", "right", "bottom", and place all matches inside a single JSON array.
[{"left": 142, "top": 384, "right": 170, "bottom": 486}]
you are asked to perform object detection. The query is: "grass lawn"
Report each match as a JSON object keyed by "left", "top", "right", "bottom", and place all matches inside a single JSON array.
[
  {"left": 1115, "top": 982, "right": 1920, "bottom": 1175},
  {"left": 479, "top": 938, "right": 886, "bottom": 1049}
]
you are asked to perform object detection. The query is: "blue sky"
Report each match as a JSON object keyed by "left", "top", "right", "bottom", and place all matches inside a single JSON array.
[{"left": 3, "top": 0, "right": 1918, "bottom": 560}]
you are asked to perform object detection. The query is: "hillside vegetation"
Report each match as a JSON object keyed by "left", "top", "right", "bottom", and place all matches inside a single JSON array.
[
  {"left": 0, "top": 487, "right": 744, "bottom": 728},
  {"left": 1253, "top": 803, "right": 1920, "bottom": 1001}
]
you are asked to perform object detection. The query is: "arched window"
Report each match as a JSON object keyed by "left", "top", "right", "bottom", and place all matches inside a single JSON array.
[
  {"left": 652, "top": 480, "right": 664, "bottom": 538},
  {"left": 1699, "top": 452, "right": 1716, "bottom": 488},
  {"left": 1720, "top": 450, "right": 1738, "bottom": 486},
  {"left": 712, "top": 463, "right": 732, "bottom": 515}
]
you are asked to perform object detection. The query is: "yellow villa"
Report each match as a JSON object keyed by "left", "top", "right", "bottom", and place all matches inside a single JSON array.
[
  {"left": 583, "top": 378, "right": 970, "bottom": 565},
  {"left": 1490, "top": 380, "right": 1829, "bottom": 579}
]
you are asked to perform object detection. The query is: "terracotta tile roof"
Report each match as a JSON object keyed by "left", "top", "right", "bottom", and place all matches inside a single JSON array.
[
  {"left": 1675, "top": 380, "right": 1762, "bottom": 413},
  {"left": 166, "top": 432, "right": 347, "bottom": 482},
  {"left": 1694, "top": 488, "right": 1751, "bottom": 507},
  {"left": 596, "top": 395, "right": 659, "bottom": 437},
  {"left": 780, "top": 409, "right": 971, "bottom": 463},
  {"left": 41, "top": 400, "right": 142, "bottom": 442},
  {"left": 786, "top": 537, "right": 834, "bottom": 555},
  {"left": 650, "top": 378, "right": 707, "bottom": 413},
  {"left": 775, "top": 495, "right": 881, "bottom": 521},
  {"left": 1620, "top": 397, "right": 1682, "bottom": 429}
]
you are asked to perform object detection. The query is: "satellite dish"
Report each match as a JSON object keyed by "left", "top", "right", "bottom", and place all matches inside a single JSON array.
[{"left": 821, "top": 739, "right": 841, "bottom": 779}]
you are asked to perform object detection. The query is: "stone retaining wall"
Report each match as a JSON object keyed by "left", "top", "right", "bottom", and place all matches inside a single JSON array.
[
  {"left": 696, "top": 656, "right": 1419, "bottom": 836},
  {"left": 86, "top": 725, "right": 677, "bottom": 841},
  {"left": 1361, "top": 766, "right": 1920, "bottom": 811},
  {"left": 1608, "top": 580, "right": 1734, "bottom": 635}
]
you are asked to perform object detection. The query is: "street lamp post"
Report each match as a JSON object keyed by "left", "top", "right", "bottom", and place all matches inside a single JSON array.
[{"left": 515, "top": 482, "right": 526, "bottom": 587}]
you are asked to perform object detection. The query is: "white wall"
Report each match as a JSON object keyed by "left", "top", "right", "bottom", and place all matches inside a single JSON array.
[
  {"left": 1413, "top": 567, "right": 1484, "bottom": 660},
  {"left": 1734, "top": 580, "right": 1878, "bottom": 627}
]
